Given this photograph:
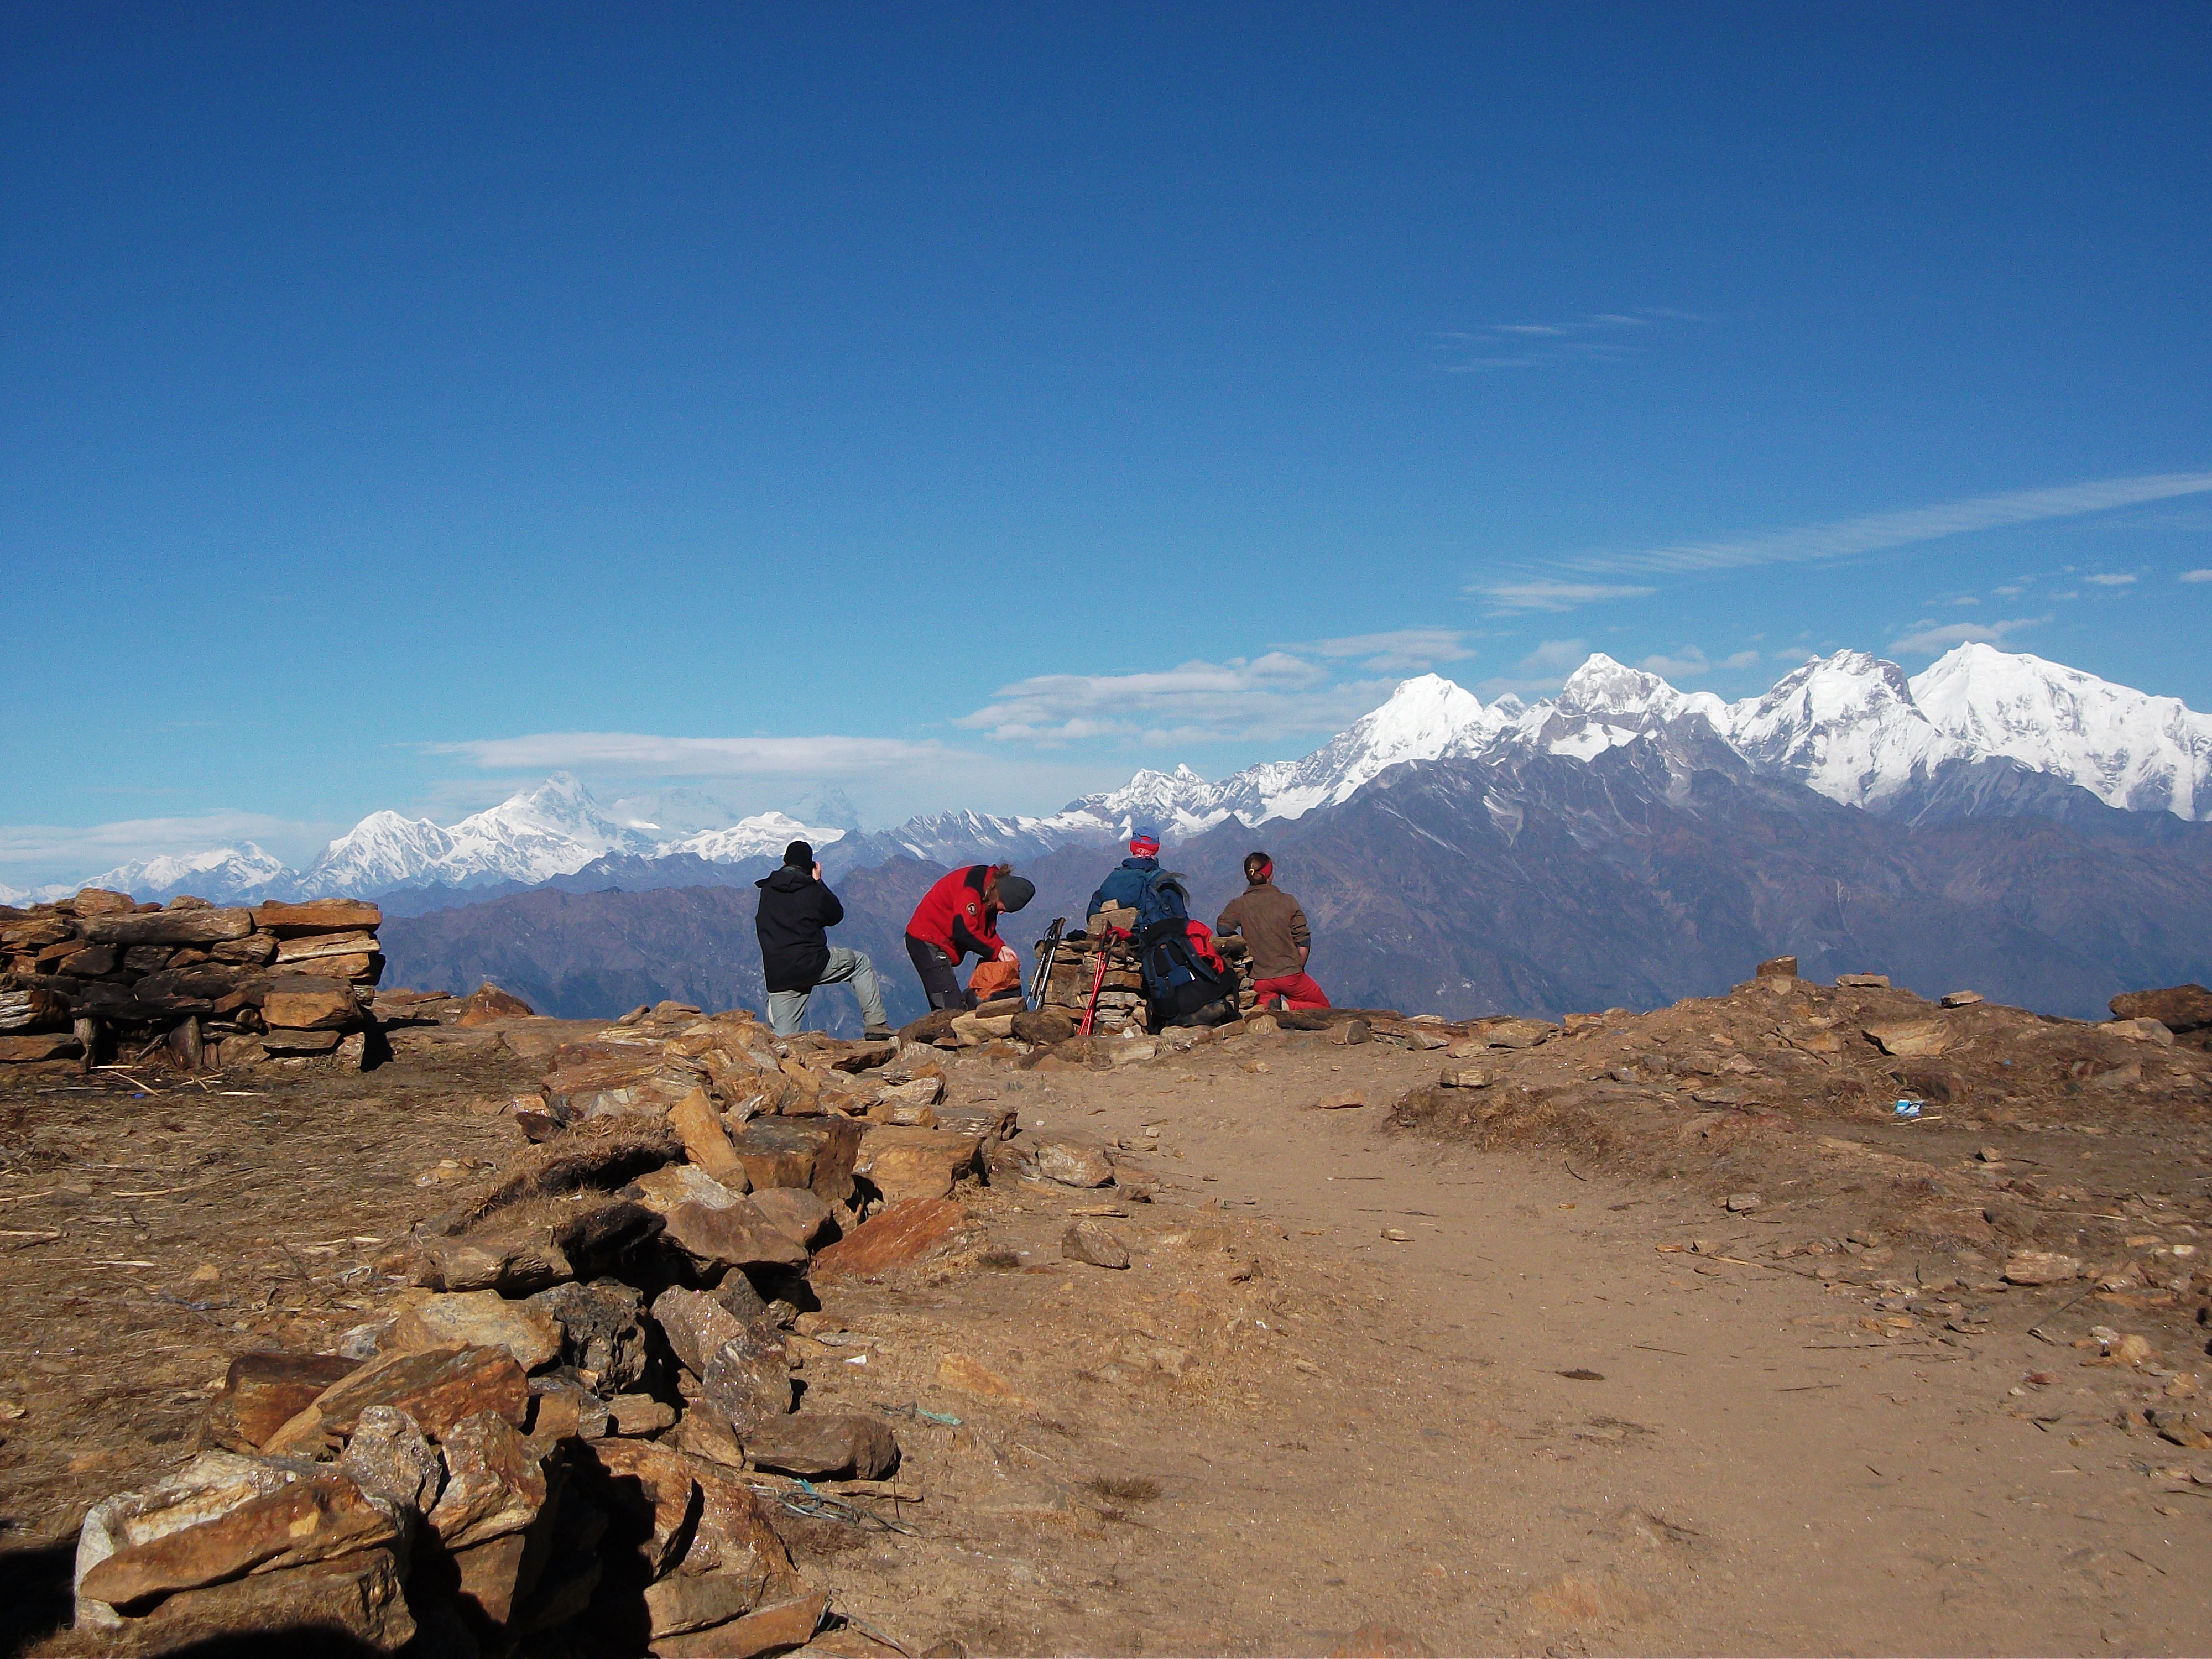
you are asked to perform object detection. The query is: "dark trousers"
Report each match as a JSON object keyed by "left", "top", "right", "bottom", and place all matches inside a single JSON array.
[{"left": 905, "top": 934, "right": 972, "bottom": 1013}]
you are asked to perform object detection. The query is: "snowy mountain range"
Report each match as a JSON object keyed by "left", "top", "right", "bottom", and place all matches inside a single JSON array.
[{"left": 11, "top": 643, "right": 2209, "bottom": 908}]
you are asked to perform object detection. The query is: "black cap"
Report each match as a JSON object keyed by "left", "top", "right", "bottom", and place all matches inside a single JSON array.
[
  {"left": 784, "top": 841, "right": 814, "bottom": 868},
  {"left": 995, "top": 874, "right": 1036, "bottom": 912}
]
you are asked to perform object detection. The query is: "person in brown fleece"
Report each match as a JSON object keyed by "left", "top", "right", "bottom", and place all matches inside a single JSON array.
[{"left": 1214, "top": 851, "right": 1330, "bottom": 1010}]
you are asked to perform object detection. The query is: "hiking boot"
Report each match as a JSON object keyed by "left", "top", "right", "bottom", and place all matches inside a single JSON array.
[{"left": 863, "top": 1026, "right": 896, "bottom": 1042}]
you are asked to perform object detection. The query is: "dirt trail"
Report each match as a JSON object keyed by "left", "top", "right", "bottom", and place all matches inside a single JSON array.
[
  {"left": 2, "top": 1011, "right": 2208, "bottom": 1656},
  {"left": 800, "top": 1037, "right": 2208, "bottom": 1656}
]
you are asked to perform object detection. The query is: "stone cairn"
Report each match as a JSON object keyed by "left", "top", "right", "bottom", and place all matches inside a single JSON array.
[
  {"left": 0, "top": 888, "right": 383, "bottom": 1071},
  {"left": 1030, "top": 903, "right": 1259, "bottom": 1035},
  {"left": 67, "top": 999, "right": 1030, "bottom": 1655}
]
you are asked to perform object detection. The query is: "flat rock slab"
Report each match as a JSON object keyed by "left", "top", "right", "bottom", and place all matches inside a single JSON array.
[
  {"left": 742, "top": 1411, "right": 901, "bottom": 1480},
  {"left": 660, "top": 1195, "right": 813, "bottom": 1271},
  {"left": 2004, "top": 1250, "right": 2083, "bottom": 1285},
  {"left": 200, "top": 1350, "right": 363, "bottom": 1452},
  {"left": 1863, "top": 1019, "right": 1950, "bottom": 1057},
  {"left": 1484, "top": 1019, "right": 1561, "bottom": 1049},
  {"left": 265, "top": 1342, "right": 528, "bottom": 1454},
  {"left": 79, "top": 1472, "right": 399, "bottom": 1610},
  {"left": 134, "top": 1546, "right": 414, "bottom": 1653},
  {"left": 83, "top": 907, "right": 254, "bottom": 946},
  {"left": 651, "top": 1587, "right": 828, "bottom": 1658},
  {"left": 810, "top": 1198, "right": 968, "bottom": 1283},
  {"left": 2109, "top": 982, "right": 2212, "bottom": 1032},
  {"left": 390, "top": 1290, "right": 562, "bottom": 1372},
  {"left": 1032, "top": 1133, "right": 1115, "bottom": 1187},
  {"left": 1063, "top": 1219, "right": 1131, "bottom": 1269},
  {"left": 855, "top": 1124, "right": 985, "bottom": 1204}
]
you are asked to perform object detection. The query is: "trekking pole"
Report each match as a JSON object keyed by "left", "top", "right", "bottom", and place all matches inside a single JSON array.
[
  {"left": 1079, "top": 926, "right": 1120, "bottom": 1037},
  {"left": 1028, "top": 917, "right": 1066, "bottom": 1011}
]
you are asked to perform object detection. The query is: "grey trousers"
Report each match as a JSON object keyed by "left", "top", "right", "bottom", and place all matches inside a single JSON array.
[{"left": 766, "top": 945, "right": 889, "bottom": 1036}]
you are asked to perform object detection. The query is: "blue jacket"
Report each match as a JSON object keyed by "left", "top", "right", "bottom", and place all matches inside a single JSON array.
[{"left": 1089, "top": 857, "right": 1160, "bottom": 919}]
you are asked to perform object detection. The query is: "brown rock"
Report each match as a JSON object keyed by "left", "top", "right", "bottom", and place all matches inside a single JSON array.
[
  {"left": 1835, "top": 972, "right": 1891, "bottom": 989},
  {"left": 855, "top": 1124, "right": 984, "bottom": 1204},
  {"left": 1484, "top": 1019, "right": 1561, "bottom": 1049},
  {"left": 71, "top": 887, "right": 137, "bottom": 916},
  {"left": 650, "top": 1287, "right": 794, "bottom": 1433},
  {"left": 1438, "top": 1067, "right": 1491, "bottom": 1089},
  {"left": 1940, "top": 989, "right": 1985, "bottom": 1008},
  {"left": 450, "top": 1530, "right": 535, "bottom": 1628},
  {"left": 661, "top": 1196, "right": 813, "bottom": 1271},
  {"left": 82, "top": 907, "right": 254, "bottom": 946},
  {"left": 78, "top": 1473, "right": 399, "bottom": 1609},
  {"left": 529, "top": 1278, "right": 650, "bottom": 1392},
  {"left": 730, "top": 1117, "right": 863, "bottom": 1206},
  {"left": 1327, "top": 1019, "right": 1371, "bottom": 1046},
  {"left": 456, "top": 983, "right": 536, "bottom": 1025},
  {"left": 137, "top": 1546, "right": 414, "bottom": 1652},
  {"left": 335, "top": 1405, "right": 442, "bottom": 1514},
  {"left": 749, "top": 1186, "right": 835, "bottom": 1249},
  {"left": 427, "top": 1410, "right": 548, "bottom": 1550},
  {"left": 1032, "top": 1133, "right": 1115, "bottom": 1187},
  {"left": 264, "top": 1342, "right": 528, "bottom": 1454},
  {"left": 273, "top": 929, "right": 380, "bottom": 963},
  {"left": 572, "top": 1438, "right": 702, "bottom": 1578},
  {"left": 677, "top": 1453, "right": 800, "bottom": 1583},
  {"left": 648, "top": 1569, "right": 787, "bottom": 1641},
  {"left": 1062, "top": 1219, "right": 1131, "bottom": 1269},
  {"left": 2003, "top": 1250, "right": 2083, "bottom": 1286},
  {"left": 389, "top": 1289, "right": 562, "bottom": 1372},
  {"left": 1010, "top": 1008, "right": 1075, "bottom": 1045},
  {"left": 1755, "top": 955, "right": 1799, "bottom": 980},
  {"left": 741, "top": 1412, "right": 900, "bottom": 1480},
  {"left": 262, "top": 984, "right": 362, "bottom": 1031},
  {"left": 209, "top": 931, "right": 280, "bottom": 966},
  {"left": 1312, "top": 1090, "right": 1368, "bottom": 1110},
  {"left": 810, "top": 1198, "right": 968, "bottom": 1282},
  {"left": 262, "top": 1026, "right": 346, "bottom": 1056},
  {"left": 2110, "top": 983, "right": 2212, "bottom": 1033},
  {"left": 200, "top": 1350, "right": 362, "bottom": 1452},
  {"left": 673, "top": 1086, "right": 751, "bottom": 1186},
  {"left": 651, "top": 1587, "right": 829, "bottom": 1658},
  {"left": 1862, "top": 1019, "right": 1950, "bottom": 1057},
  {"left": 0, "top": 1033, "right": 82, "bottom": 1063},
  {"left": 2103, "top": 1017, "right": 2176, "bottom": 1046},
  {"left": 254, "top": 899, "right": 383, "bottom": 936}
]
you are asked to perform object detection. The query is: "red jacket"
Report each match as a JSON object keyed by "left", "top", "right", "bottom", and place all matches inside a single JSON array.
[{"left": 906, "top": 865, "right": 1005, "bottom": 963}]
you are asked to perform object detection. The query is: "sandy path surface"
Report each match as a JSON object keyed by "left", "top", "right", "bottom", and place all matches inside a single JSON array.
[{"left": 805, "top": 1038, "right": 2208, "bottom": 1656}]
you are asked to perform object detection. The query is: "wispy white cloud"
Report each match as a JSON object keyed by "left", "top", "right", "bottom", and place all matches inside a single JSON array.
[
  {"left": 1886, "top": 616, "right": 2046, "bottom": 657},
  {"left": 426, "top": 733, "right": 953, "bottom": 777},
  {"left": 1635, "top": 647, "right": 1764, "bottom": 679},
  {"left": 1567, "top": 469, "right": 2212, "bottom": 577},
  {"left": 2183, "top": 568, "right": 2212, "bottom": 583},
  {"left": 1431, "top": 307, "right": 1700, "bottom": 373},
  {"left": 1473, "top": 579, "right": 1656, "bottom": 614},
  {"left": 958, "top": 655, "right": 1391, "bottom": 745},
  {"left": 2085, "top": 572, "right": 2138, "bottom": 586},
  {"left": 1282, "top": 628, "right": 1474, "bottom": 671}
]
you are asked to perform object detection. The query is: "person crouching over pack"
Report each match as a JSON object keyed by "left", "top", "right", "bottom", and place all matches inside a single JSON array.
[
  {"left": 1216, "top": 851, "right": 1330, "bottom": 1010},
  {"left": 905, "top": 863, "right": 1036, "bottom": 1013}
]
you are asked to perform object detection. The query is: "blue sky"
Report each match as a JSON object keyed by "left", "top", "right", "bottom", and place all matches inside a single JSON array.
[{"left": 4, "top": 3, "right": 2210, "bottom": 880}]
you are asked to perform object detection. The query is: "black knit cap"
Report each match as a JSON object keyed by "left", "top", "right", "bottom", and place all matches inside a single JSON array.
[
  {"left": 784, "top": 841, "right": 814, "bottom": 868},
  {"left": 995, "top": 874, "right": 1036, "bottom": 912}
]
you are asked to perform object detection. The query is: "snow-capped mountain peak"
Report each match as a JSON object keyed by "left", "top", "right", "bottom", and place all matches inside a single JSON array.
[
  {"left": 666, "top": 812, "right": 847, "bottom": 864},
  {"left": 1723, "top": 649, "right": 1974, "bottom": 808},
  {"left": 1910, "top": 643, "right": 2212, "bottom": 819}
]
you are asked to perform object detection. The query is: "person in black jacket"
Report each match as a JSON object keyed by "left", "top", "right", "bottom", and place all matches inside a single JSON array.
[{"left": 754, "top": 841, "right": 893, "bottom": 1039}]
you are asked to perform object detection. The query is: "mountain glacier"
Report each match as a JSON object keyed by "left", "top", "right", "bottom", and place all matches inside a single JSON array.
[{"left": 18, "top": 647, "right": 2211, "bottom": 906}]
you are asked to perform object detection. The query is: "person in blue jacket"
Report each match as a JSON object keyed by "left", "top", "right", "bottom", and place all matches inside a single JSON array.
[{"left": 1089, "top": 828, "right": 1185, "bottom": 925}]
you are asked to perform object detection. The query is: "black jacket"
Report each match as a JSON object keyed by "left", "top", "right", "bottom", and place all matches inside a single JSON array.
[{"left": 754, "top": 865, "right": 843, "bottom": 993}]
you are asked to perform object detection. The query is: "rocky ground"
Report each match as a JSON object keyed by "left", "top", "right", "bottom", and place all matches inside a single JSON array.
[{"left": 1, "top": 973, "right": 2208, "bottom": 1656}]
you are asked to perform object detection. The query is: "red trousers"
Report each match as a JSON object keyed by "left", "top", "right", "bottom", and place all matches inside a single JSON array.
[{"left": 1252, "top": 972, "right": 1331, "bottom": 1010}]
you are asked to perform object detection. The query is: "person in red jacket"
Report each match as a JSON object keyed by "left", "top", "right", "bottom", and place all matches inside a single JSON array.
[{"left": 905, "top": 863, "right": 1037, "bottom": 1013}]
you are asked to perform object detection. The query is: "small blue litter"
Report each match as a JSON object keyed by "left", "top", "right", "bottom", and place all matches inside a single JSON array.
[{"left": 1893, "top": 1099, "right": 1923, "bottom": 1118}]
